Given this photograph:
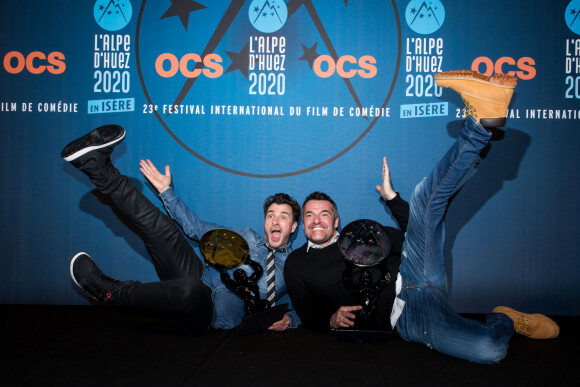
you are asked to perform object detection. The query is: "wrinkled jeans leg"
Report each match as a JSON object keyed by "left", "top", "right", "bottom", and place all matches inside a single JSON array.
[
  {"left": 399, "top": 117, "right": 491, "bottom": 290},
  {"left": 396, "top": 286, "right": 514, "bottom": 364},
  {"left": 396, "top": 118, "right": 514, "bottom": 363}
]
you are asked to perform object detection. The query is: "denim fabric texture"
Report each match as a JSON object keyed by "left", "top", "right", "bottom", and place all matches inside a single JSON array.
[
  {"left": 160, "top": 189, "right": 300, "bottom": 330},
  {"left": 396, "top": 117, "right": 515, "bottom": 364}
]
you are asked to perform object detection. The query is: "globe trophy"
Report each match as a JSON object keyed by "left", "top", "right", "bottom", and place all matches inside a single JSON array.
[
  {"left": 199, "top": 229, "right": 288, "bottom": 335},
  {"left": 336, "top": 219, "right": 393, "bottom": 342}
]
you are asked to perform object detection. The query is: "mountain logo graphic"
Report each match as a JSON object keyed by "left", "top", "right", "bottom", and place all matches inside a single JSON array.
[
  {"left": 136, "top": 0, "right": 401, "bottom": 178},
  {"left": 248, "top": 0, "right": 288, "bottom": 33},
  {"left": 94, "top": 0, "right": 133, "bottom": 31},
  {"left": 405, "top": 0, "right": 445, "bottom": 35},
  {"left": 566, "top": 0, "right": 580, "bottom": 35}
]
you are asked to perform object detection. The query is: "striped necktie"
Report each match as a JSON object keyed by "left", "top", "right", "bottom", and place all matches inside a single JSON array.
[{"left": 266, "top": 246, "right": 277, "bottom": 306}]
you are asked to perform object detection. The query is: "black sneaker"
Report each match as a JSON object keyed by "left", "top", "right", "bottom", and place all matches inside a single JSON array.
[
  {"left": 61, "top": 125, "right": 125, "bottom": 162},
  {"left": 70, "top": 252, "right": 120, "bottom": 302}
]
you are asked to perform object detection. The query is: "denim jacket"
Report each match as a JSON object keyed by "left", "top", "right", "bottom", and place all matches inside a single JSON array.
[{"left": 160, "top": 188, "right": 301, "bottom": 330}]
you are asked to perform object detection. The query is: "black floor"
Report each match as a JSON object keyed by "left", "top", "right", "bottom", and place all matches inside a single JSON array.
[{"left": 3, "top": 305, "right": 576, "bottom": 386}]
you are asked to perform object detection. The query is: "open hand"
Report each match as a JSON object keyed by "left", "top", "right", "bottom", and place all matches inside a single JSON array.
[
  {"left": 140, "top": 159, "right": 171, "bottom": 194},
  {"left": 375, "top": 156, "right": 397, "bottom": 200}
]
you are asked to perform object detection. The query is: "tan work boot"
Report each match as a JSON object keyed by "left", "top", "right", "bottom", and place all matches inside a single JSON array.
[
  {"left": 435, "top": 70, "right": 518, "bottom": 127},
  {"left": 493, "top": 306, "right": 560, "bottom": 339}
]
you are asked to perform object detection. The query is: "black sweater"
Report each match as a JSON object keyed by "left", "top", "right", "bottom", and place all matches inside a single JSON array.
[{"left": 284, "top": 195, "right": 409, "bottom": 332}]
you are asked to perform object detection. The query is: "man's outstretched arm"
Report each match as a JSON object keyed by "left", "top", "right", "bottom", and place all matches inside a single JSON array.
[{"left": 140, "top": 159, "right": 221, "bottom": 239}]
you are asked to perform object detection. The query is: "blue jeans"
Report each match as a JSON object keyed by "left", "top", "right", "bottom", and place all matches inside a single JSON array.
[{"left": 395, "top": 117, "right": 515, "bottom": 364}]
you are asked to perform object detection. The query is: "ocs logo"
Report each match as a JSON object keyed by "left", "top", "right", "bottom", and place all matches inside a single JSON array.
[
  {"left": 249, "top": 0, "right": 288, "bottom": 33},
  {"left": 137, "top": 1, "right": 401, "bottom": 178},
  {"left": 566, "top": 0, "right": 580, "bottom": 35},
  {"left": 472, "top": 56, "right": 536, "bottom": 80},
  {"left": 94, "top": 0, "right": 133, "bottom": 32},
  {"left": 3, "top": 51, "right": 66, "bottom": 75},
  {"left": 405, "top": 0, "right": 445, "bottom": 35}
]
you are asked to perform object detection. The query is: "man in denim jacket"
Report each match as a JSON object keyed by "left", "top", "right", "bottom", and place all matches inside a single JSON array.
[{"left": 62, "top": 128, "right": 300, "bottom": 332}]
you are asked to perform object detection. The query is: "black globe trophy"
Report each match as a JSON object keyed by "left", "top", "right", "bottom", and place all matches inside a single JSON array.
[
  {"left": 336, "top": 219, "right": 393, "bottom": 342},
  {"left": 200, "top": 229, "right": 288, "bottom": 335}
]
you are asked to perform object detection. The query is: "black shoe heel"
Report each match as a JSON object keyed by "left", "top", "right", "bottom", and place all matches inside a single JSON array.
[{"left": 480, "top": 117, "right": 506, "bottom": 128}]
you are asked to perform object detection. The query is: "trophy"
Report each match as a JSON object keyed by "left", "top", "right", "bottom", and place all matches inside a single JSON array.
[
  {"left": 336, "top": 219, "right": 393, "bottom": 342},
  {"left": 200, "top": 229, "right": 288, "bottom": 335}
]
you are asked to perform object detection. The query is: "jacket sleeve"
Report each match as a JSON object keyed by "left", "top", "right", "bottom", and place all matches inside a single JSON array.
[
  {"left": 381, "top": 193, "right": 410, "bottom": 233},
  {"left": 159, "top": 187, "right": 222, "bottom": 240}
]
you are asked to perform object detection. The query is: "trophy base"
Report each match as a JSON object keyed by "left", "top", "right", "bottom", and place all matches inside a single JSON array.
[
  {"left": 332, "top": 328, "right": 391, "bottom": 343},
  {"left": 237, "top": 304, "right": 289, "bottom": 336}
]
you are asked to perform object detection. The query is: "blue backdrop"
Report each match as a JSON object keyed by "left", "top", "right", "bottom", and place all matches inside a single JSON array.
[{"left": 1, "top": 0, "right": 579, "bottom": 315}]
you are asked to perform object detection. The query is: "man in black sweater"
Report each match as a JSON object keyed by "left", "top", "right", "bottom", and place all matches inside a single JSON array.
[
  {"left": 284, "top": 70, "right": 560, "bottom": 363},
  {"left": 283, "top": 160, "right": 408, "bottom": 333}
]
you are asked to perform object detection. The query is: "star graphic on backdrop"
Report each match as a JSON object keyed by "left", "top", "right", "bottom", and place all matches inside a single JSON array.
[
  {"left": 571, "top": 9, "right": 577, "bottom": 15},
  {"left": 298, "top": 42, "right": 320, "bottom": 69},
  {"left": 225, "top": 43, "right": 250, "bottom": 79},
  {"left": 167, "top": 0, "right": 369, "bottom": 121},
  {"left": 411, "top": 7, "right": 416, "bottom": 14},
  {"left": 161, "top": 0, "right": 207, "bottom": 31}
]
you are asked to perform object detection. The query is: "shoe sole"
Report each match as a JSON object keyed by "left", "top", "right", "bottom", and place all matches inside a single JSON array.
[
  {"left": 480, "top": 117, "right": 506, "bottom": 128},
  {"left": 61, "top": 125, "right": 125, "bottom": 162},
  {"left": 70, "top": 252, "right": 98, "bottom": 300},
  {"left": 434, "top": 70, "right": 518, "bottom": 89}
]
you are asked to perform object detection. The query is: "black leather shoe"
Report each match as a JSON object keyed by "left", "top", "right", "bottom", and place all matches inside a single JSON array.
[{"left": 61, "top": 124, "right": 125, "bottom": 162}]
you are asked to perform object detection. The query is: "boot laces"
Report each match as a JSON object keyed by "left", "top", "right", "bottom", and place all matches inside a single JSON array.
[
  {"left": 512, "top": 316, "right": 530, "bottom": 336},
  {"left": 84, "top": 267, "right": 118, "bottom": 301},
  {"left": 461, "top": 98, "right": 478, "bottom": 119}
]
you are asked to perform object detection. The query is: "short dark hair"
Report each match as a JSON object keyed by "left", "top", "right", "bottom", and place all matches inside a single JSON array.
[
  {"left": 302, "top": 191, "right": 339, "bottom": 218},
  {"left": 263, "top": 193, "right": 301, "bottom": 223}
]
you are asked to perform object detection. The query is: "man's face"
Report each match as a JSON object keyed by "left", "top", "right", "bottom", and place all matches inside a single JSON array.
[
  {"left": 302, "top": 200, "right": 339, "bottom": 247},
  {"left": 264, "top": 203, "right": 297, "bottom": 248}
]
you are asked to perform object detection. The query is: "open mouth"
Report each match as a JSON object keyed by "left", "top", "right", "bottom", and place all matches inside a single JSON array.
[{"left": 269, "top": 230, "right": 282, "bottom": 242}]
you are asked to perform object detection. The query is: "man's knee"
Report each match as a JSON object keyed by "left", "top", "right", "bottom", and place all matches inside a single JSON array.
[
  {"left": 178, "top": 279, "right": 212, "bottom": 310},
  {"left": 468, "top": 336, "right": 509, "bottom": 364}
]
